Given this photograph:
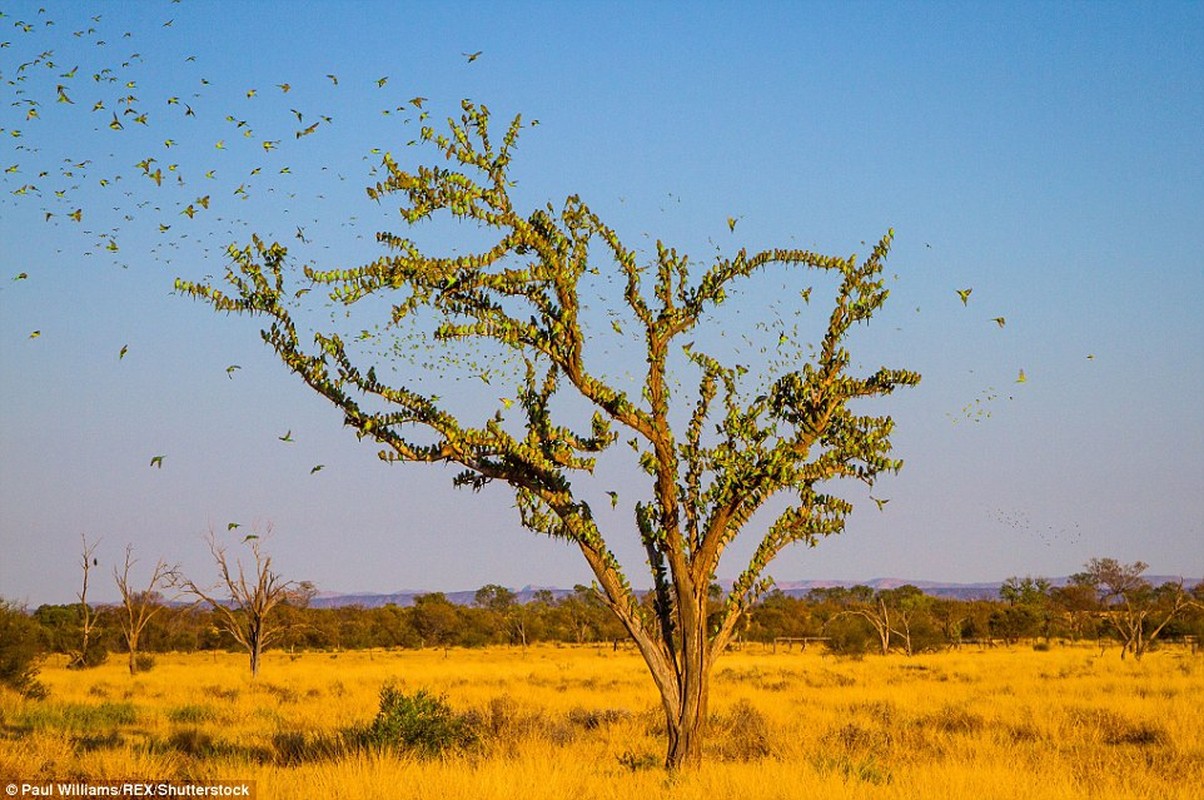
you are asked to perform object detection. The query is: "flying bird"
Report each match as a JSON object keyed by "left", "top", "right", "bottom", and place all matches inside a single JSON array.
[
  {"left": 149, "top": 455, "right": 165, "bottom": 468},
  {"left": 870, "top": 496, "right": 890, "bottom": 511},
  {"left": 956, "top": 288, "right": 972, "bottom": 306},
  {"left": 1016, "top": 369, "right": 1027, "bottom": 383},
  {"left": 991, "top": 317, "right": 1006, "bottom": 328},
  {"left": 279, "top": 429, "right": 294, "bottom": 442},
  {"left": 118, "top": 344, "right": 128, "bottom": 359},
  {"left": 462, "top": 50, "right": 483, "bottom": 62},
  {"left": 310, "top": 464, "right": 324, "bottom": 474},
  {"left": 227, "top": 522, "right": 240, "bottom": 530},
  {"left": 225, "top": 364, "right": 241, "bottom": 378},
  {"left": 606, "top": 491, "right": 619, "bottom": 509}
]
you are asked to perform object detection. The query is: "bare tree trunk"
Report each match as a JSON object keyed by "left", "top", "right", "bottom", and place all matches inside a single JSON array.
[
  {"left": 72, "top": 534, "right": 101, "bottom": 669},
  {"left": 664, "top": 653, "right": 709, "bottom": 769}
]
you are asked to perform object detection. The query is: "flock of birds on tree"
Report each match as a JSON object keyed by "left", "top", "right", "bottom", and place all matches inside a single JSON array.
[{"left": 1, "top": 2, "right": 1088, "bottom": 538}]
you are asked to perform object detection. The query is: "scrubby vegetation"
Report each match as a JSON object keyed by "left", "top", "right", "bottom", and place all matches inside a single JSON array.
[{"left": 0, "top": 644, "right": 1200, "bottom": 798}]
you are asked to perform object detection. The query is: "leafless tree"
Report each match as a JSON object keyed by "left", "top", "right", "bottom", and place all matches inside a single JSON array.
[
  {"left": 113, "top": 545, "right": 179, "bottom": 675},
  {"left": 68, "top": 534, "right": 102, "bottom": 669},
  {"left": 178, "top": 526, "right": 296, "bottom": 678}
]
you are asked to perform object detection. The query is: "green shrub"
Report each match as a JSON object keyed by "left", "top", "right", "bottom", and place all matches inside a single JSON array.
[
  {"left": 354, "top": 684, "right": 477, "bottom": 757},
  {"left": 0, "top": 599, "right": 48, "bottom": 699}
]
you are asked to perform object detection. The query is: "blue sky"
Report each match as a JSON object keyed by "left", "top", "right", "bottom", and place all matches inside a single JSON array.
[{"left": 1, "top": 1, "right": 1201, "bottom": 606}]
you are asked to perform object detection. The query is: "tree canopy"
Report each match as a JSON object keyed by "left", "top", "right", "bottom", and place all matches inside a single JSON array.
[{"left": 177, "top": 100, "right": 920, "bottom": 767}]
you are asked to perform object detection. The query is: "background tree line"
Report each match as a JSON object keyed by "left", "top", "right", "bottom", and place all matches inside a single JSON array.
[{"left": 3, "top": 558, "right": 1200, "bottom": 691}]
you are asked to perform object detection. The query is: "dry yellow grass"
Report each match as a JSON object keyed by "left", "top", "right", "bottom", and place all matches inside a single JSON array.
[{"left": 2, "top": 643, "right": 1200, "bottom": 799}]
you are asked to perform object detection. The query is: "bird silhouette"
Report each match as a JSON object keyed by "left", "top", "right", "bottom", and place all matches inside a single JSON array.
[
  {"left": 279, "top": 430, "right": 294, "bottom": 442},
  {"left": 462, "top": 50, "right": 483, "bottom": 62},
  {"left": 956, "top": 288, "right": 972, "bottom": 305},
  {"left": 149, "top": 455, "right": 165, "bottom": 468}
]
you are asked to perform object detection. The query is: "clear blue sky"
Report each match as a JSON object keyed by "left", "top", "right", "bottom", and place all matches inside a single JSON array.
[{"left": 2, "top": 1, "right": 1201, "bottom": 606}]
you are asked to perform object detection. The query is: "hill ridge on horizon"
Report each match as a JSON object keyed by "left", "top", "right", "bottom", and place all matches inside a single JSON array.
[{"left": 308, "top": 574, "right": 1200, "bottom": 608}]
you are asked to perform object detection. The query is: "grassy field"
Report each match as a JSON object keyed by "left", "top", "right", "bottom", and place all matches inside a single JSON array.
[{"left": 1, "top": 643, "right": 1200, "bottom": 799}]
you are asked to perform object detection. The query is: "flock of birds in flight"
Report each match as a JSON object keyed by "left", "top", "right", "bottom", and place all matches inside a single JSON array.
[
  {"left": 1, "top": 3, "right": 1093, "bottom": 542},
  {"left": 1, "top": 4, "right": 497, "bottom": 533}
]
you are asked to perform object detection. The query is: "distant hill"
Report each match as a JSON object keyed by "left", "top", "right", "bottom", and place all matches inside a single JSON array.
[
  {"left": 308, "top": 576, "right": 1200, "bottom": 607},
  {"left": 309, "top": 586, "right": 572, "bottom": 609}
]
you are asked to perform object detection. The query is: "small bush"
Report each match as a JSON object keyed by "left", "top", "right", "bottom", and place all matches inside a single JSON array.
[
  {"left": 566, "top": 706, "right": 631, "bottom": 730},
  {"left": 167, "top": 704, "right": 218, "bottom": 724},
  {"left": 1032, "top": 641, "right": 1051, "bottom": 652},
  {"left": 714, "top": 700, "right": 772, "bottom": 761},
  {"left": 617, "top": 749, "right": 661, "bottom": 771},
  {"left": 354, "top": 684, "right": 477, "bottom": 757},
  {"left": 133, "top": 653, "right": 157, "bottom": 673}
]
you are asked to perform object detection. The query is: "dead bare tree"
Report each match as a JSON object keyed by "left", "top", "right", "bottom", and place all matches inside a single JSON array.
[
  {"left": 179, "top": 527, "right": 295, "bottom": 678},
  {"left": 68, "top": 534, "right": 103, "bottom": 669},
  {"left": 113, "top": 545, "right": 179, "bottom": 675}
]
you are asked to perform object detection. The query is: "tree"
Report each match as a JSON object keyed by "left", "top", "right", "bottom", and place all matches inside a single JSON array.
[
  {"left": 178, "top": 528, "right": 298, "bottom": 677},
  {"left": 881, "top": 585, "right": 933, "bottom": 656},
  {"left": 834, "top": 585, "right": 929, "bottom": 655},
  {"left": 176, "top": 102, "right": 920, "bottom": 768},
  {"left": 410, "top": 593, "right": 461, "bottom": 649},
  {"left": 113, "top": 545, "right": 179, "bottom": 675},
  {"left": 997, "top": 575, "right": 1052, "bottom": 642},
  {"left": 68, "top": 534, "right": 105, "bottom": 669},
  {"left": 1049, "top": 582, "right": 1100, "bottom": 641},
  {"left": 1073, "top": 558, "right": 1193, "bottom": 660}
]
